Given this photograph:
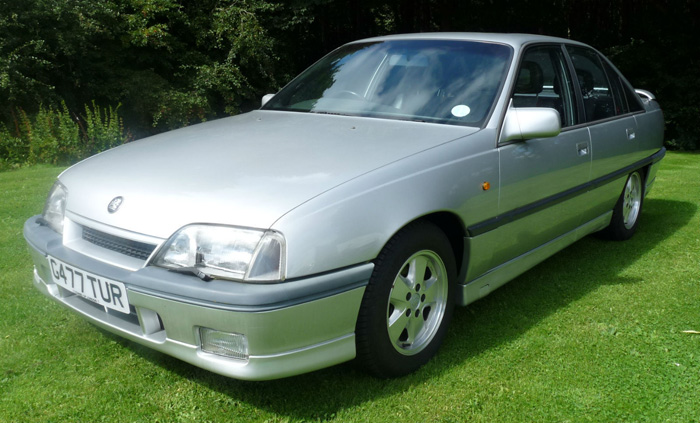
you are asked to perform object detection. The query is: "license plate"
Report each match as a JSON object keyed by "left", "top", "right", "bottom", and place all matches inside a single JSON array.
[{"left": 47, "top": 256, "right": 131, "bottom": 315}]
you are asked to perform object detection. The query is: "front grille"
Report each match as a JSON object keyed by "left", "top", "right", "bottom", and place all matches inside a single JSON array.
[{"left": 82, "top": 226, "right": 156, "bottom": 261}]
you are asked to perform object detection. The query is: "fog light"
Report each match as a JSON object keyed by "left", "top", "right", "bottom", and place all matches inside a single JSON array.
[{"left": 199, "top": 327, "right": 249, "bottom": 360}]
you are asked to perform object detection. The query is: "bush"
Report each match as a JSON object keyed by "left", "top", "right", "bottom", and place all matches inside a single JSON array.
[
  {"left": 0, "top": 124, "right": 29, "bottom": 166},
  {"left": 0, "top": 102, "right": 129, "bottom": 169},
  {"left": 83, "top": 101, "right": 129, "bottom": 156},
  {"left": 28, "top": 105, "right": 81, "bottom": 164}
]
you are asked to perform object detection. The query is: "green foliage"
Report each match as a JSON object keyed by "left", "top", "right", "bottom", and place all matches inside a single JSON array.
[
  {"left": 83, "top": 102, "right": 129, "bottom": 156},
  {"left": 0, "top": 0, "right": 280, "bottom": 136},
  {"left": 665, "top": 106, "right": 700, "bottom": 150},
  {"left": 25, "top": 108, "right": 59, "bottom": 165},
  {"left": 0, "top": 124, "right": 28, "bottom": 170},
  {"left": 25, "top": 103, "right": 85, "bottom": 165},
  {"left": 0, "top": 0, "right": 698, "bottom": 148},
  {"left": 0, "top": 102, "right": 128, "bottom": 169}
]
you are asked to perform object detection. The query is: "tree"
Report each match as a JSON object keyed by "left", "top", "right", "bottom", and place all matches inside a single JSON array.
[
  {"left": 2, "top": 0, "right": 698, "bottom": 148},
  {"left": 0, "top": 0, "right": 279, "bottom": 137}
]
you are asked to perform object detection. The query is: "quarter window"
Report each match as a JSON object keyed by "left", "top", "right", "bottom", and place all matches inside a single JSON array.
[
  {"left": 602, "top": 60, "right": 629, "bottom": 115},
  {"left": 621, "top": 81, "right": 644, "bottom": 113},
  {"left": 603, "top": 60, "right": 644, "bottom": 113}
]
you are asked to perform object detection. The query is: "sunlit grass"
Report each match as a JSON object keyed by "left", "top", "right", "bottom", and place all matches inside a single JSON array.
[{"left": 1, "top": 152, "right": 698, "bottom": 422}]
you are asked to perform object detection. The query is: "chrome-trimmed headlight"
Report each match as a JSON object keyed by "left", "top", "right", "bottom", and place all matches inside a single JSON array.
[
  {"left": 150, "top": 224, "right": 286, "bottom": 282},
  {"left": 42, "top": 181, "right": 67, "bottom": 234}
]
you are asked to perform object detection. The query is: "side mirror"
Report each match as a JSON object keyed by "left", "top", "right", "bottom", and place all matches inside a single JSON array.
[
  {"left": 501, "top": 107, "right": 561, "bottom": 143},
  {"left": 261, "top": 93, "right": 275, "bottom": 107}
]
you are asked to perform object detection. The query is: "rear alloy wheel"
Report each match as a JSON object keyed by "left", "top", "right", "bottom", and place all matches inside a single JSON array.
[
  {"left": 599, "top": 170, "right": 644, "bottom": 241},
  {"left": 356, "top": 221, "right": 456, "bottom": 378},
  {"left": 621, "top": 171, "right": 643, "bottom": 230}
]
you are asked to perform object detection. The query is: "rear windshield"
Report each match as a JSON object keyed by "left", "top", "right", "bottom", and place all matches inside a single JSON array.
[{"left": 263, "top": 40, "right": 512, "bottom": 127}]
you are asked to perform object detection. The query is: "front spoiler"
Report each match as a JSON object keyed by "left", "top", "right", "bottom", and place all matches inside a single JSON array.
[{"left": 24, "top": 216, "right": 372, "bottom": 380}]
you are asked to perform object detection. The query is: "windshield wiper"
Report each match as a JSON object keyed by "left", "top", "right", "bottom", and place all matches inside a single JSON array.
[{"left": 309, "top": 111, "right": 350, "bottom": 116}]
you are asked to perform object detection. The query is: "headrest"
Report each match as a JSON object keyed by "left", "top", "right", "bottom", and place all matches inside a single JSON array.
[
  {"left": 576, "top": 69, "right": 594, "bottom": 92},
  {"left": 516, "top": 61, "right": 544, "bottom": 94}
]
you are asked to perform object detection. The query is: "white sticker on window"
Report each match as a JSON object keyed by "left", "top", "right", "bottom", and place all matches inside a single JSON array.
[{"left": 451, "top": 105, "right": 471, "bottom": 117}]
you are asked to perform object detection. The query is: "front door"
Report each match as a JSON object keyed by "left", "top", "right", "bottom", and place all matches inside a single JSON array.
[{"left": 494, "top": 45, "right": 592, "bottom": 266}]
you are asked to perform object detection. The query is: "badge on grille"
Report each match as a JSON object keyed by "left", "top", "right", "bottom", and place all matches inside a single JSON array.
[{"left": 108, "top": 196, "right": 124, "bottom": 213}]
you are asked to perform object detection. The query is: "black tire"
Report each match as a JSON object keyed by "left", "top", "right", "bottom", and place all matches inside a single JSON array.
[
  {"left": 599, "top": 170, "right": 645, "bottom": 241},
  {"left": 355, "top": 221, "right": 456, "bottom": 378}
]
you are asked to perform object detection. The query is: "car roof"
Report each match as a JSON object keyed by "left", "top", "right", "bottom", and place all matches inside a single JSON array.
[{"left": 353, "top": 32, "right": 589, "bottom": 49}]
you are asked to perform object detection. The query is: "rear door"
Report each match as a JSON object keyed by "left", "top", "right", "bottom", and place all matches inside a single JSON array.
[
  {"left": 565, "top": 46, "right": 645, "bottom": 221},
  {"left": 566, "top": 46, "right": 642, "bottom": 178}
]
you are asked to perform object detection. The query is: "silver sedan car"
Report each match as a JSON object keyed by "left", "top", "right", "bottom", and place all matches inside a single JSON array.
[{"left": 24, "top": 33, "right": 664, "bottom": 380}]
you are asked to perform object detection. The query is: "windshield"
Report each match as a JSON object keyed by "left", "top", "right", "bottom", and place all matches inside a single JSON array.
[{"left": 263, "top": 39, "right": 512, "bottom": 127}]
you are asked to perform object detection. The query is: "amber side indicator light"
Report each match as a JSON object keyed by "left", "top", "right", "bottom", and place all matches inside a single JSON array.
[{"left": 482, "top": 182, "right": 491, "bottom": 191}]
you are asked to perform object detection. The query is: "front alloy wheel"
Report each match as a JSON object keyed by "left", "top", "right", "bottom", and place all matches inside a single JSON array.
[
  {"left": 356, "top": 221, "right": 456, "bottom": 378},
  {"left": 387, "top": 250, "right": 449, "bottom": 356}
]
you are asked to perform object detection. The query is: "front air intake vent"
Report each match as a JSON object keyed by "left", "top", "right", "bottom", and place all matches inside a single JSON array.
[{"left": 82, "top": 226, "right": 156, "bottom": 261}]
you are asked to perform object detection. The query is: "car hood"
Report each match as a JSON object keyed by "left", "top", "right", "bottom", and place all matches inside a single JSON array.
[{"left": 60, "top": 110, "right": 476, "bottom": 238}]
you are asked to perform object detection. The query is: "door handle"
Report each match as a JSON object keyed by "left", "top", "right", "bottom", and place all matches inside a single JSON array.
[
  {"left": 626, "top": 128, "right": 636, "bottom": 140},
  {"left": 576, "top": 142, "right": 589, "bottom": 157}
]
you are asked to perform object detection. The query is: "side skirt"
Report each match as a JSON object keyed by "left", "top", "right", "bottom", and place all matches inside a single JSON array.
[{"left": 456, "top": 211, "right": 612, "bottom": 306}]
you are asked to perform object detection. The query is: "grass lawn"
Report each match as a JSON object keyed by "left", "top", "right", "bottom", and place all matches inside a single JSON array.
[{"left": 1, "top": 152, "right": 699, "bottom": 422}]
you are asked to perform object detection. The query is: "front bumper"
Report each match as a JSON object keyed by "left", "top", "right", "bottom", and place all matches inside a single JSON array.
[{"left": 24, "top": 216, "right": 372, "bottom": 380}]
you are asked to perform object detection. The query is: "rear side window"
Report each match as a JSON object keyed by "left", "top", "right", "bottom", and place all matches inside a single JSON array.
[{"left": 566, "top": 46, "right": 616, "bottom": 122}]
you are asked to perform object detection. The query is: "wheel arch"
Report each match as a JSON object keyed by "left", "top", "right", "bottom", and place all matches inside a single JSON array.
[{"left": 379, "top": 211, "right": 468, "bottom": 284}]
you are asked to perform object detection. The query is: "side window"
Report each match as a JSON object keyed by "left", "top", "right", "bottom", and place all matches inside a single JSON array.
[
  {"left": 566, "top": 46, "right": 617, "bottom": 122},
  {"left": 604, "top": 60, "right": 645, "bottom": 113},
  {"left": 602, "top": 60, "right": 629, "bottom": 115},
  {"left": 621, "top": 81, "right": 644, "bottom": 113},
  {"left": 512, "top": 46, "right": 577, "bottom": 127}
]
